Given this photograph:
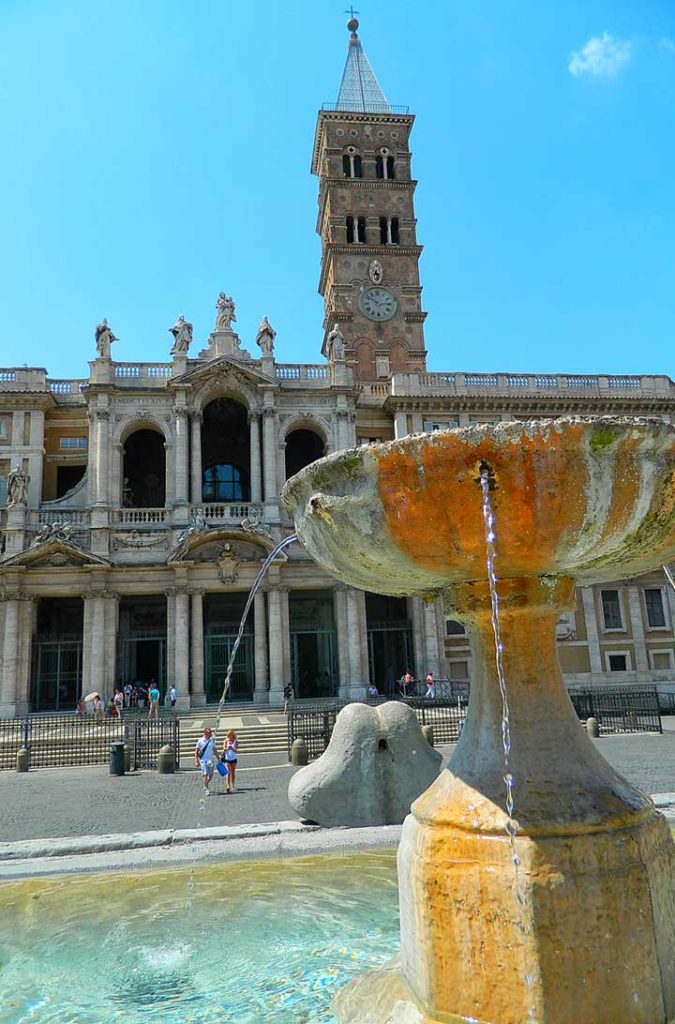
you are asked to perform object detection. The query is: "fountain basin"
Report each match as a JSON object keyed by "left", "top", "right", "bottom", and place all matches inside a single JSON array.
[{"left": 281, "top": 417, "right": 675, "bottom": 1024}]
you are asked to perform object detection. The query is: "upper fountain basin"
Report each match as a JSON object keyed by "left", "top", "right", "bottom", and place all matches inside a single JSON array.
[{"left": 281, "top": 417, "right": 675, "bottom": 596}]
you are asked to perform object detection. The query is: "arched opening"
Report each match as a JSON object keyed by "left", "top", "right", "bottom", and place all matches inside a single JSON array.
[
  {"left": 390, "top": 341, "right": 408, "bottom": 373},
  {"left": 201, "top": 398, "right": 250, "bottom": 503},
  {"left": 285, "top": 428, "right": 326, "bottom": 481},
  {"left": 123, "top": 429, "right": 166, "bottom": 507},
  {"left": 356, "top": 341, "right": 375, "bottom": 380}
]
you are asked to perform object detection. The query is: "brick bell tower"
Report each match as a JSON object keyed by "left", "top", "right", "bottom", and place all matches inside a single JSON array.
[{"left": 311, "top": 16, "right": 427, "bottom": 382}]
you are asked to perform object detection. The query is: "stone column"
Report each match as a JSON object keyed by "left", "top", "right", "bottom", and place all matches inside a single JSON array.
[
  {"left": 103, "top": 591, "right": 119, "bottom": 695},
  {"left": 190, "top": 589, "right": 206, "bottom": 707},
  {"left": 581, "top": 587, "right": 604, "bottom": 676},
  {"left": 667, "top": 580, "right": 675, "bottom": 636},
  {"left": 84, "top": 592, "right": 106, "bottom": 697},
  {"left": 14, "top": 596, "right": 34, "bottom": 715},
  {"left": 249, "top": 412, "right": 262, "bottom": 504},
  {"left": 166, "top": 589, "right": 176, "bottom": 697},
  {"left": 174, "top": 589, "right": 190, "bottom": 699},
  {"left": 410, "top": 596, "right": 428, "bottom": 681},
  {"left": 0, "top": 595, "right": 20, "bottom": 716},
  {"left": 111, "top": 443, "right": 123, "bottom": 509},
  {"left": 394, "top": 410, "right": 408, "bottom": 439},
  {"left": 267, "top": 588, "right": 285, "bottom": 706},
  {"left": 627, "top": 585, "right": 649, "bottom": 674},
  {"left": 262, "top": 407, "right": 280, "bottom": 521},
  {"left": 423, "top": 600, "right": 441, "bottom": 676},
  {"left": 333, "top": 584, "right": 350, "bottom": 699},
  {"left": 190, "top": 412, "right": 203, "bottom": 505},
  {"left": 27, "top": 409, "right": 45, "bottom": 506},
  {"left": 253, "top": 591, "right": 268, "bottom": 703},
  {"left": 336, "top": 409, "right": 351, "bottom": 451},
  {"left": 280, "top": 586, "right": 292, "bottom": 685},
  {"left": 174, "top": 409, "right": 189, "bottom": 509},
  {"left": 346, "top": 588, "right": 368, "bottom": 697},
  {"left": 93, "top": 410, "right": 109, "bottom": 506}
]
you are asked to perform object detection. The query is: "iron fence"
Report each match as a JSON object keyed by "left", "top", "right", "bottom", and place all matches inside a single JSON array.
[
  {"left": 0, "top": 713, "right": 180, "bottom": 771},
  {"left": 567, "top": 686, "right": 662, "bottom": 735},
  {"left": 288, "top": 696, "right": 467, "bottom": 761}
]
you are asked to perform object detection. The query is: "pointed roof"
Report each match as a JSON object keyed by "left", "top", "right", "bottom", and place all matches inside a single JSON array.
[{"left": 336, "top": 18, "right": 391, "bottom": 114}]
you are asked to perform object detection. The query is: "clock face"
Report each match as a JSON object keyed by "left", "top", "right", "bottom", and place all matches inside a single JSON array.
[{"left": 359, "top": 286, "right": 398, "bottom": 321}]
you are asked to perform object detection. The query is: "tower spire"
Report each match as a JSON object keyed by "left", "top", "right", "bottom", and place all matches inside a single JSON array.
[{"left": 336, "top": 16, "right": 392, "bottom": 113}]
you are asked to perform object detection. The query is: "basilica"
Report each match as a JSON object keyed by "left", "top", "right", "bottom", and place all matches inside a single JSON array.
[{"left": 0, "top": 19, "right": 674, "bottom": 715}]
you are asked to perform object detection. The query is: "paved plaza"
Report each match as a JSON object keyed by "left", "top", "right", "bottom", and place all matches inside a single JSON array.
[{"left": 1, "top": 726, "right": 675, "bottom": 846}]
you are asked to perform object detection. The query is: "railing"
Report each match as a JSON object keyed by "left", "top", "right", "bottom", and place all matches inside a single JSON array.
[
  {"left": 390, "top": 372, "right": 675, "bottom": 399},
  {"left": 113, "top": 363, "right": 173, "bottom": 385},
  {"left": 275, "top": 364, "right": 329, "bottom": 382},
  {"left": 0, "top": 371, "right": 17, "bottom": 383},
  {"left": 0, "top": 714, "right": 180, "bottom": 771},
  {"left": 0, "top": 368, "right": 47, "bottom": 390},
  {"left": 321, "top": 102, "right": 410, "bottom": 115},
  {"left": 48, "top": 380, "right": 86, "bottom": 395},
  {"left": 203, "top": 502, "right": 264, "bottom": 522},
  {"left": 288, "top": 696, "right": 468, "bottom": 761},
  {"left": 36, "top": 509, "right": 90, "bottom": 527},
  {"left": 567, "top": 686, "right": 662, "bottom": 734},
  {"left": 112, "top": 508, "right": 167, "bottom": 526}
]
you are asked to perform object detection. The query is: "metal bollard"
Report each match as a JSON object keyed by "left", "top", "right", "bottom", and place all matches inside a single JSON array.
[
  {"left": 157, "top": 743, "right": 176, "bottom": 774},
  {"left": 110, "top": 740, "right": 125, "bottom": 775},
  {"left": 422, "top": 724, "right": 434, "bottom": 747},
  {"left": 586, "top": 716, "right": 600, "bottom": 738},
  {"left": 16, "top": 747, "right": 30, "bottom": 772},
  {"left": 290, "top": 737, "right": 309, "bottom": 766}
]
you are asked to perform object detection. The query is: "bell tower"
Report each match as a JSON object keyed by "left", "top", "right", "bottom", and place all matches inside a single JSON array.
[{"left": 312, "top": 17, "right": 427, "bottom": 382}]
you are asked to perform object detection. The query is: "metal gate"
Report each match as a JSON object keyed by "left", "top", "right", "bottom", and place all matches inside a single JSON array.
[
  {"left": 117, "top": 636, "right": 166, "bottom": 692},
  {"left": 290, "top": 629, "right": 338, "bottom": 698},
  {"left": 367, "top": 622, "right": 414, "bottom": 695},
  {"left": 31, "top": 641, "right": 82, "bottom": 712},
  {"left": 205, "top": 632, "right": 254, "bottom": 702}
]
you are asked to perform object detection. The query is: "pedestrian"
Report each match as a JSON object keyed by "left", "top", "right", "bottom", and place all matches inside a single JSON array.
[
  {"left": 148, "top": 681, "right": 160, "bottom": 720},
  {"left": 222, "top": 729, "right": 239, "bottom": 793},
  {"left": 401, "top": 670, "right": 414, "bottom": 697},
  {"left": 168, "top": 684, "right": 177, "bottom": 713},
  {"left": 425, "top": 672, "right": 435, "bottom": 699},
  {"left": 367, "top": 682, "right": 379, "bottom": 701},
  {"left": 123, "top": 682, "right": 132, "bottom": 708},
  {"left": 114, "top": 688, "right": 124, "bottom": 718},
  {"left": 283, "top": 683, "right": 294, "bottom": 715},
  {"left": 92, "top": 694, "right": 104, "bottom": 725},
  {"left": 75, "top": 696, "right": 85, "bottom": 717},
  {"left": 195, "top": 727, "right": 217, "bottom": 796}
]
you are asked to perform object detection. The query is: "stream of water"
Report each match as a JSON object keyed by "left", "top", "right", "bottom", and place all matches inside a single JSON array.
[{"left": 216, "top": 533, "right": 297, "bottom": 715}]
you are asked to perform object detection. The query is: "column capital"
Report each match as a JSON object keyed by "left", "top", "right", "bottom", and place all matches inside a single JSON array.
[
  {"left": 187, "top": 587, "right": 206, "bottom": 597},
  {"left": 175, "top": 408, "right": 188, "bottom": 422},
  {"left": 189, "top": 409, "right": 203, "bottom": 424},
  {"left": 84, "top": 587, "right": 111, "bottom": 601},
  {"left": 248, "top": 410, "right": 262, "bottom": 425},
  {"left": 165, "top": 585, "right": 188, "bottom": 597},
  {"left": 263, "top": 407, "right": 276, "bottom": 419}
]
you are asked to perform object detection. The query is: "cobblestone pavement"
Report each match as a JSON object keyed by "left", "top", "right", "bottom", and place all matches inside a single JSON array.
[{"left": 2, "top": 728, "right": 675, "bottom": 844}]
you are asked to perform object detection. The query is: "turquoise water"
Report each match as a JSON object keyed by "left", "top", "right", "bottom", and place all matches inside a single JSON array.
[{"left": 0, "top": 852, "right": 399, "bottom": 1024}]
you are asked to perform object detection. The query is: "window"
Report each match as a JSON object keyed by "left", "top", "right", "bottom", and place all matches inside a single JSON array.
[
  {"left": 601, "top": 589, "right": 623, "bottom": 630},
  {"left": 59, "top": 437, "right": 87, "bottom": 449},
  {"left": 379, "top": 216, "right": 400, "bottom": 245},
  {"left": 446, "top": 620, "right": 466, "bottom": 636},
  {"left": 202, "top": 463, "right": 246, "bottom": 502},
  {"left": 346, "top": 216, "right": 366, "bottom": 244},
  {"left": 375, "top": 155, "right": 395, "bottom": 180},
  {"left": 346, "top": 215, "right": 355, "bottom": 244},
  {"left": 424, "top": 419, "right": 459, "bottom": 432},
  {"left": 645, "top": 589, "right": 667, "bottom": 629},
  {"left": 607, "top": 653, "right": 628, "bottom": 672},
  {"left": 342, "top": 152, "right": 362, "bottom": 178},
  {"left": 651, "top": 651, "right": 674, "bottom": 670},
  {"left": 357, "top": 216, "right": 366, "bottom": 242}
]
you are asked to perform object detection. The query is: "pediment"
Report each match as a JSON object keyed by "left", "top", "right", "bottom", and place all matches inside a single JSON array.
[
  {"left": 167, "top": 527, "right": 283, "bottom": 566},
  {"left": 170, "top": 356, "right": 276, "bottom": 391},
  {"left": 0, "top": 538, "right": 111, "bottom": 569}
]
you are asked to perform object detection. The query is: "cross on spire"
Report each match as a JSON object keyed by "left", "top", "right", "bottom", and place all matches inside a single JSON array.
[{"left": 345, "top": 7, "right": 359, "bottom": 19}]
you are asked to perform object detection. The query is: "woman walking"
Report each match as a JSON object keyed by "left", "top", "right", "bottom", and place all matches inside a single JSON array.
[{"left": 222, "top": 729, "right": 239, "bottom": 793}]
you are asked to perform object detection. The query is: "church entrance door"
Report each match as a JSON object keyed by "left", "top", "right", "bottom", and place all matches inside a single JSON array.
[{"left": 204, "top": 633, "right": 254, "bottom": 702}]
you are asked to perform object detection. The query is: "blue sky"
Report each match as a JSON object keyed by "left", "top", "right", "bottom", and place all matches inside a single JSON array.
[{"left": 0, "top": 0, "right": 673, "bottom": 379}]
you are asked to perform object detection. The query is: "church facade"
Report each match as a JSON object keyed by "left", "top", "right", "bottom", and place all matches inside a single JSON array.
[{"left": 1, "top": 20, "right": 674, "bottom": 716}]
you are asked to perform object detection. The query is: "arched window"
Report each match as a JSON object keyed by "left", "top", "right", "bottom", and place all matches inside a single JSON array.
[
  {"left": 376, "top": 155, "right": 396, "bottom": 180},
  {"left": 285, "top": 429, "right": 326, "bottom": 480},
  {"left": 346, "top": 216, "right": 366, "bottom": 243},
  {"left": 379, "top": 216, "right": 400, "bottom": 245},
  {"left": 202, "top": 463, "right": 247, "bottom": 502},
  {"left": 122, "top": 428, "right": 166, "bottom": 507},
  {"left": 346, "top": 215, "right": 355, "bottom": 243},
  {"left": 357, "top": 216, "right": 366, "bottom": 242},
  {"left": 342, "top": 152, "right": 362, "bottom": 178}
]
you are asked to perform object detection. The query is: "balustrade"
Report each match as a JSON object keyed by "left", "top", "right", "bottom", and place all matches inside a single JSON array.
[
  {"left": 202, "top": 502, "right": 264, "bottom": 522},
  {"left": 112, "top": 508, "right": 167, "bottom": 525}
]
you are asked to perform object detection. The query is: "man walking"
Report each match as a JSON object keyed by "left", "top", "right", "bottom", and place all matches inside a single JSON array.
[
  {"left": 168, "top": 684, "right": 177, "bottom": 713},
  {"left": 195, "top": 727, "right": 217, "bottom": 796},
  {"left": 148, "top": 681, "right": 161, "bottom": 720}
]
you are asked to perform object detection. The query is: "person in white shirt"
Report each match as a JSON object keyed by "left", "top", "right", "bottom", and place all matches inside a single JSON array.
[
  {"left": 169, "top": 685, "right": 177, "bottom": 712},
  {"left": 195, "top": 727, "right": 217, "bottom": 795}
]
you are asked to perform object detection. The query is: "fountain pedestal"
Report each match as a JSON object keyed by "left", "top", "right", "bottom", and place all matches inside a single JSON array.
[{"left": 281, "top": 418, "right": 675, "bottom": 1024}]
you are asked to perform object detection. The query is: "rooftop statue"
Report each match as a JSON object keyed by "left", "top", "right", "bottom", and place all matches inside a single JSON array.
[
  {"left": 6, "top": 464, "right": 30, "bottom": 507},
  {"left": 215, "top": 292, "right": 236, "bottom": 332},
  {"left": 94, "top": 318, "right": 117, "bottom": 359},
  {"left": 256, "top": 315, "right": 276, "bottom": 356},
  {"left": 325, "top": 323, "right": 346, "bottom": 362},
  {"left": 169, "top": 314, "right": 193, "bottom": 356}
]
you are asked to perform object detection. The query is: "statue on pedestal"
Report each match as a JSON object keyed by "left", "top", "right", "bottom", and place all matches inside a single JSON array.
[
  {"left": 169, "top": 314, "right": 193, "bottom": 356},
  {"left": 215, "top": 293, "right": 236, "bottom": 332},
  {"left": 95, "top": 318, "right": 117, "bottom": 359},
  {"left": 326, "top": 324, "right": 346, "bottom": 362},
  {"left": 256, "top": 315, "right": 276, "bottom": 357},
  {"left": 7, "top": 464, "right": 30, "bottom": 507}
]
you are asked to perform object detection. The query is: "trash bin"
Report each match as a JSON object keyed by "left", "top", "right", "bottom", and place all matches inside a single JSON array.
[{"left": 110, "top": 740, "right": 125, "bottom": 776}]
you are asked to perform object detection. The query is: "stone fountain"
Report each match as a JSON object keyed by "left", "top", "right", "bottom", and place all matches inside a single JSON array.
[{"left": 281, "top": 418, "right": 675, "bottom": 1024}]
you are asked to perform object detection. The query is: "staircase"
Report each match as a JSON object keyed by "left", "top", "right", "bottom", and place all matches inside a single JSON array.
[{"left": 178, "top": 704, "right": 289, "bottom": 760}]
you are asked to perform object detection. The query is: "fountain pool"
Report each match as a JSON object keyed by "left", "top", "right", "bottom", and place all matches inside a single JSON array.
[{"left": 0, "top": 851, "right": 399, "bottom": 1024}]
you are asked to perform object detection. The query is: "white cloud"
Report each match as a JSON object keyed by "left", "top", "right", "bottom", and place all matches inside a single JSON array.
[{"left": 568, "top": 33, "right": 632, "bottom": 78}]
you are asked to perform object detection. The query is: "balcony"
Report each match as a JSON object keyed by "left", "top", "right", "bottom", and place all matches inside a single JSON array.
[{"left": 390, "top": 372, "right": 675, "bottom": 400}]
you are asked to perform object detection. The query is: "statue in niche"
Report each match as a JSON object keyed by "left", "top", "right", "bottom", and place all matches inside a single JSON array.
[
  {"left": 7, "top": 464, "right": 30, "bottom": 507},
  {"left": 169, "top": 314, "right": 193, "bottom": 356},
  {"left": 95, "top": 318, "right": 117, "bottom": 358},
  {"left": 325, "top": 324, "right": 346, "bottom": 363},
  {"left": 215, "top": 293, "right": 236, "bottom": 332},
  {"left": 256, "top": 315, "right": 276, "bottom": 356},
  {"left": 369, "top": 259, "right": 384, "bottom": 285}
]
